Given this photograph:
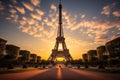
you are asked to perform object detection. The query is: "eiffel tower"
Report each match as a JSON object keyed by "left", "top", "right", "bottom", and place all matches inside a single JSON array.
[{"left": 48, "top": 0, "right": 73, "bottom": 63}]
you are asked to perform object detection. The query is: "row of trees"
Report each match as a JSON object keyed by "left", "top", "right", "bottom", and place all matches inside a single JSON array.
[
  {"left": 68, "top": 56, "right": 119, "bottom": 69},
  {"left": 0, "top": 55, "right": 50, "bottom": 69},
  {"left": 67, "top": 58, "right": 120, "bottom": 69}
]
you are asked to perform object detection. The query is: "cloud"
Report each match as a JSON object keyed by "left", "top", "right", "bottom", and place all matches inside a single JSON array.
[
  {"left": 15, "top": 6, "right": 25, "bottom": 14},
  {"left": 30, "top": 9, "right": 44, "bottom": 21},
  {"left": 43, "top": 16, "right": 58, "bottom": 29},
  {"left": 34, "top": 34, "right": 42, "bottom": 38},
  {"left": 31, "top": 0, "right": 41, "bottom": 6},
  {"left": 101, "top": 5, "right": 111, "bottom": 16},
  {"left": 0, "top": 1, "right": 4, "bottom": 10},
  {"left": 16, "top": 3, "right": 57, "bottom": 39},
  {"left": 36, "top": 9, "right": 44, "bottom": 16},
  {"left": 22, "top": 2, "right": 34, "bottom": 11},
  {"left": 50, "top": 4, "right": 57, "bottom": 11},
  {"left": 18, "top": 8, "right": 56, "bottom": 38},
  {"left": 6, "top": 13, "right": 19, "bottom": 22},
  {"left": 3, "top": 0, "right": 120, "bottom": 46},
  {"left": 70, "top": 20, "right": 113, "bottom": 31},
  {"left": 11, "top": 14, "right": 18, "bottom": 22},
  {"left": 111, "top": 32, "right": 120, "bottom": 40},
  {"left": 11, "top": 0, "right": 17, "bottom": 4},
  {"left": 19, "top": 25, "right": 31, "bottom": 33},
  {"left": 70, "top": 22, "right": 83, "bottom": 31},
  {"left": 39, "top": 26, "right": 44, "bottom": 31},
  {"left": 30, "top": 13, "right": 42, "bottom": 20},
  {"left": 67, "top": 17, "right": 120, "bottom": 44},
  {"left": 20, "top": 17, "right": 36, "bottom": 25},
  {"left": 19, "top": 24, "right": 41, "bottom": 38},
  {"left": 90, "top": 20, "right": 120, "bottom": 44},
  {"left": 112, "top": 10, "right": 120, "bottom": 17},
  {"left": 88, "top": 34, "right": 93, "bottom": 38},
  {"left": 101, "top": 3, "right": 115, "bottom": 16},
  {"left": 43, "top": 29, "right": 55, "bottom": 38},
  {"left": 9, "top": 4, "right": 14, "bottom": 8},
  {"left": 9, "top": 9, "right": 17, "bottom": 14},
  {"left": 80, "top": 14, "right": 86, "bottom": 19},
  {"left": 18, "top": 16, "right": 37, "bottom": 35},
  {"left": 4, "top": 2, "right": 58, "bottom": 39},
  {"left": 62, "top": 10, "right": 77, "bottom": 29},
  {"left": 19, "top": 20, "right": 26, "bottom": 26}
]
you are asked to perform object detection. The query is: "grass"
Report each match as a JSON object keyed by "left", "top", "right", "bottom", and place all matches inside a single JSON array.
[
  {"left": 0, "top": 68, "right": 39, "bottom": 74},
  {"left": 79, "top": 68, "right": 120, "bottom": 73}
]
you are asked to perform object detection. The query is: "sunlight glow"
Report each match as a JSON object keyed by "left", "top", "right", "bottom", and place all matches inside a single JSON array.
[
  {"left": 56, "top": 57, "right": 65, "bottom": 61},
  {"left": 58, "top": 43, "right": 63, "bottom": 51}
]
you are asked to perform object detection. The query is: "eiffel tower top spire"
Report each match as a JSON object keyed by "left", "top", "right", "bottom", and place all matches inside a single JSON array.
[{"left": 57, "top": 0, "right": 64, "bottom": 37}]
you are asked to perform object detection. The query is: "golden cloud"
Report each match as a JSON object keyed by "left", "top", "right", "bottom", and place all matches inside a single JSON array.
[
  {"left": 36, "top": 9, "right": 44, "bottom": 16},
  {"left": 34, "top": 34, "right": 42, "bottom": 38},
  {"left": 4, "top": 1, "right": 120, "bottom": 46},
  {"left": 19, "top": 25, "right": 31, "bottom": 33},
  {"left": 31, "top": 0, "right": 41, "bottom": 6},
  {"left": 6, "top": 14, "right": 19, "bottom": 22},
  {"left": 101, "top": 5, "right": 111, "bottom": 16},
  {"left": 31, "top": 13, "right": 42, "bottom": 20},
  {"left": 9, "top": 9, "right": 17, "bottom": 14},
  {"left": 50, "top": 4, "right": 57, "bottom": 11},
  {"left": 101, "top": 3, "right": 116, "bottom": 16},
  {"left": 112, "top": 10, "right": 120, "bottom": 17},
  {"left": 22, "top": 2, "right": 34, "bottom": 11},
  {"left": 15, "top": 6, "right": 25, "bottom": 14}
]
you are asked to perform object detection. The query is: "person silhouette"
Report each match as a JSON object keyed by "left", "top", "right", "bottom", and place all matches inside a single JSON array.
[{"left": 59, "top": 65, "right": 61, "bottom": 68}]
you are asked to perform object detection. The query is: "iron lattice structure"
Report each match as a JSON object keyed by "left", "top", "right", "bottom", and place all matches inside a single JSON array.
[{"left": 48, "top": 1, "right": 73, "bottom": 63}]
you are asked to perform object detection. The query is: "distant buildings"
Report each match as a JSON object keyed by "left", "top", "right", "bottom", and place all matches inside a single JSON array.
[
  {"left": 30, "top": 54, "right": 37, "bottom": 63},
  {"left": 82, "top": 37, "right": 120, "bottom": 65},
  {"left": 82, "top": 54, "right": 88, "bottom": 63},
  {"left": 37, "top": 56, "right": 41, "bottom": 63},
  {"left": 105, "top": 37, "right": 120, "bottom": 59},
  {"left": 0, "top": 37, "right": 42, "bottom": 67},
  {"left": 0, "top": 38, "right": 7, "bottom": 56},
  {"left": 97, "top": 46, "right": 106, "bottom": 60},
  {"left": 87, "top": 50, "right": 97, "bottom": 62},
  {"left": 19, "top": 50, "right": 30, "bottom": 62},
  {"left": 6, "top": 44, "right": 20, "bottom": 60}
]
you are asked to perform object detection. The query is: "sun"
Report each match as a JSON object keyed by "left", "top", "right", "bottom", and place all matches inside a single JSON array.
[{"left": 56, "top": 57, "right": 66, "bottom": 61}]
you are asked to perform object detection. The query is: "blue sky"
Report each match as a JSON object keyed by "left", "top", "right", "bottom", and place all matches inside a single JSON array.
[{"left": 0, "top": 0, "right": 120, "bottom": 59}]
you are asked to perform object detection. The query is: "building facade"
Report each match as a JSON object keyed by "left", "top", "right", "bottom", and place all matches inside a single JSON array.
[
  {"left": 105, "top": 37, "right": 120, "bottom": 58},
  {"left": 97, "top": 46, "right": 106, "bottom": 60},
  {"left": 19, "top": 50, "right": 30, "bottom": 62},
  {"left": 87, "top": 50, "right": 97, "bottom": 62},
  {"left": 0, "top": 38, "right": 7, "bottom": 56},
  {"left": 6, "top": 44, "right": 20, "bottom": 60},
  {"left": 82, "top": 53, "right": 88, "bottom": 63},
  {"left": 37, "top": 56, "right": 41, "bottom": 63},
  {"left": 30, "top": 54, "right": 37, "bottom": 63}
]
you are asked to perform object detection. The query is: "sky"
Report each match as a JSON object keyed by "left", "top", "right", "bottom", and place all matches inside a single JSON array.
[{"left": 0, "top": 0, "right": 120, "bottom": 60}]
